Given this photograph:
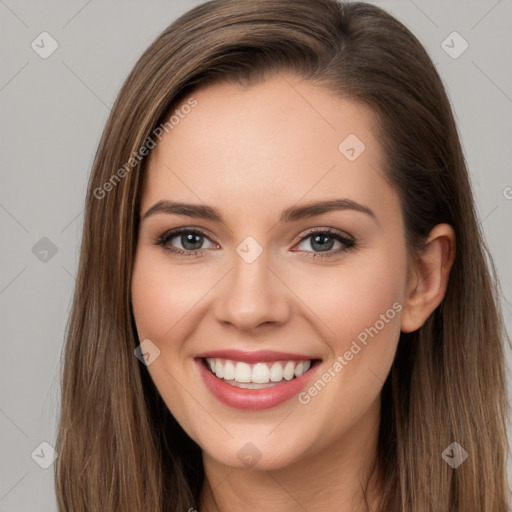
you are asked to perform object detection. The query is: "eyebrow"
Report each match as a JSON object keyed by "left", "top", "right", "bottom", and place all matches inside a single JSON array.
[{"left": 142, "top": 198, "right": 377, "bottom": 224}]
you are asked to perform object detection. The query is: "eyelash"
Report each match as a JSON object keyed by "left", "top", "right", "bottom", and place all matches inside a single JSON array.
[{"left": 154, "top": 227, "right": 357, "bottom": 260}]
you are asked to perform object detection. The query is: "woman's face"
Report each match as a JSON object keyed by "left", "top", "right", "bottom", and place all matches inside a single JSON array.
[{"left": 131, "top": 74, "right": 411, "bottom": 471}]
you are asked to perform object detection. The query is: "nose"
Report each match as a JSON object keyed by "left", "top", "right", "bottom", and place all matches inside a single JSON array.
[{"left": 213, "top": 247, "right": 290, "bottom": 333}]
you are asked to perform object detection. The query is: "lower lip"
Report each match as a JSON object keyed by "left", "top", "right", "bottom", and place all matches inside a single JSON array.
[{"left": 196, "top": 359, "right": 319, "bottom": 410}]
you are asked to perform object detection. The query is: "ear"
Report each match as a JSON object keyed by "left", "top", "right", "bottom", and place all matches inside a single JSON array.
[{"left": 401, "top": 223, "right": 456, "bottom": 333}]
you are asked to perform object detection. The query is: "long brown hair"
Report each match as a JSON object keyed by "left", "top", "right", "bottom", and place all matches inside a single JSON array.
[{"left": 54, "top": 1, "right": 510, "bottom": 510}]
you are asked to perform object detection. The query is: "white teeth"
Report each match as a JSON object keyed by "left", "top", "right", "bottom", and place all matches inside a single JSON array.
[
  {"left": 252, "top": 363, "right": 270, "bottom": 384},
  {"left": 206, "top": 358, "right": 313, "bottom": 384},
  {"left": 234, "top": 362, "right": 252, "bottom": 383},
  {"left": 223, "top": 360, "right": 235, "bottom": 380},
  {"left": 215, "top": 360, "right": 224, "bottom": 378},
  {"left": 269, "top": 362, "right": 283, "bottom": 382},
  {"left": 283, "top": 361, "right": 295, "bottom": 380},
  {"left": 294, "top": 360, "right": 311, "bottom": 377},
  {"left": 226, "top": 381, "right": 276, "bottom": 389}
]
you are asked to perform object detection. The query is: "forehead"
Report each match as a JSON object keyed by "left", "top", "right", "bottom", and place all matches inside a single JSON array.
[{"left": 142, "top": 74, "right": 397, "bottom": 224}]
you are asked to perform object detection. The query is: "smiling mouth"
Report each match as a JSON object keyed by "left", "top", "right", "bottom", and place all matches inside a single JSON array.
[{"left": 201, "top": 357, "right": 320, "bottom": 389}]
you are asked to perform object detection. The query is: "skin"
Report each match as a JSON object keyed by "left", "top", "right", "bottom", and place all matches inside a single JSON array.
[{"left": 131, "top": 73, "right": 455, "bottom": 512}]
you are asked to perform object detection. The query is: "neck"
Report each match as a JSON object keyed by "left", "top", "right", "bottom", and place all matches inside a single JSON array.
[{"left": 198, "top": 395, "right": 383, "bottom": 512}]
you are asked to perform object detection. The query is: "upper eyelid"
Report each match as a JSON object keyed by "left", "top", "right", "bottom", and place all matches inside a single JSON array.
[
  {"left": 162, "top": 227, "right": 218, "bottom": 245},
  {"left": 297, "top": 226, "right": 354, "bottom": 241}
]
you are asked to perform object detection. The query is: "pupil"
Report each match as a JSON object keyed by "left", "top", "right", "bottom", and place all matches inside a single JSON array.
[
  {"left": 312, "top": 234, "right": 333, "bottom": 252},
  {"left": 182, "top": 233, "right": 202, "bottom": 250}
]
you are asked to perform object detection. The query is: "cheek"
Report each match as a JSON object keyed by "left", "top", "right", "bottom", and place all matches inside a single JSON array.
[
  {"left": 288, "top": 243, "right": 407, "bottom": 415},
  {"left": 290, "top": 243, "right": 407, "bottom": 348},
  {"left": 292, "top": 245, "right": 406, "bottom": 425},
  {"left": 131, "top": 251, "right": 205, "bottom": 342},
  {"left": 131, "top": 251, "right": 205, "bottom": 433}
]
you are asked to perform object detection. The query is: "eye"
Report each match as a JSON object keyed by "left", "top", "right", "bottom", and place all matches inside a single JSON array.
[
  {"left": 292, "top": 228, "right": 356, "bottom": 259},
  {"left": 154, "top": 227, "right": 356, "bottom": 259},
  {"left": 154, "top": 228, "right": 217, "bottom": 257}
]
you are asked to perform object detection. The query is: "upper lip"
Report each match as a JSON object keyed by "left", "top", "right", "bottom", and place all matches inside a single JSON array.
[{"left": 195, "top": 349, "right": 319, "bottom": 363}]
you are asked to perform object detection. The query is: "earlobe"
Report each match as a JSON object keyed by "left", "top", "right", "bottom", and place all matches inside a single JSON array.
[{"left": 401, "top": 223, "right": 456, "bottom": 333}]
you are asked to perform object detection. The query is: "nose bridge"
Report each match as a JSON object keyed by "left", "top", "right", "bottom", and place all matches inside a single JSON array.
[{"left": 214, "top": 237, "right": 289, "bottom": 331}]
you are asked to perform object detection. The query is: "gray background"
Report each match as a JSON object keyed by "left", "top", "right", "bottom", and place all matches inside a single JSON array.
[{"left": 1, "top": 0, "right": 511, "bottom": 510}]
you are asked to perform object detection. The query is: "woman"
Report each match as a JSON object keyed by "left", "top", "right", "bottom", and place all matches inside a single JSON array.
[{"left": 54, "top": 1, "right": 510, "bottom": 510}]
